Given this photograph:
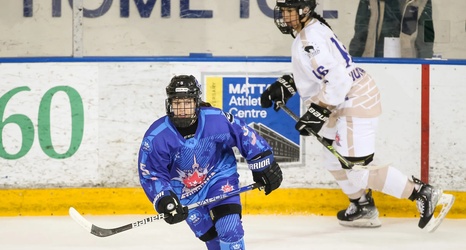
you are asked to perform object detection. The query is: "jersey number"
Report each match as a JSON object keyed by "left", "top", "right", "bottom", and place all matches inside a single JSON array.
[
  {"left": 330, "top": 37, "right": 352, "bottom": 68},
  {"left": 312, "top": 37, "right": 353, "bottom": 79}
]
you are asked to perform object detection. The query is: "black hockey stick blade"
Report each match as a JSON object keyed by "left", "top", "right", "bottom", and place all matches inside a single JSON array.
[
  {"left": 69, "top": 207, "right": 166, "bottom": 237},
  {"left": 69, "top": 183, "right": 262, "bottom": 237}
]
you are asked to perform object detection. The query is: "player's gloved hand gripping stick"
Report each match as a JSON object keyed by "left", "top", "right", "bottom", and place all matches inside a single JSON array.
[
  {"left": 276, "top": 102, "right": 387, "bottom": 171},
  {"left": 260, "top": 76, "right": 384, "bottom": 170},
  {"left": 260, "top": 74, "right": 296, "bottom": 112},
  {"left": 154, "top": 190, "right": 189, "bottom": 225},
  {"left": 69, "top": 182, "right": 263, "bottom": 237}
]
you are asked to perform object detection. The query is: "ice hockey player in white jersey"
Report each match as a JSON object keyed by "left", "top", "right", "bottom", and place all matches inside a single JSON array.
[{"left": 260, "top": 0, "right": 454, "bottom": 232}]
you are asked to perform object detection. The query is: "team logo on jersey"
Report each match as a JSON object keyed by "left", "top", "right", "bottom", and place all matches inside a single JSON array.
[
  {"left": 188, "top": 210, "right": 202, "bottom": 225},
  {"left": 230, "top": 242, "right": 243, "bottom": 250},
  {"left": 304, "top": 42, "right": 320, "bottom": 57},
  {"left": 335, "top": 132, "right": 342, "bottom": 147},
  {"left": 304, "top": 45, "right": 314, "bottom": 53},
  {"left": 182, "top": 170, "right": 205, "bottom": 188},
  {"left": 141, "top": 138, "right": 152, "bottom": 153},
  {"left": 176, "top": 155, "right": 209, "bottom": 189},
  {"left": 220, "top": 181, "right": 234, "bottom": 193}
]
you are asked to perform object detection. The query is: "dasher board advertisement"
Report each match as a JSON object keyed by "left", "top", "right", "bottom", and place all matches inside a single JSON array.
[{"left": 204, "top": 75, "right": 301, "bottom": 164}]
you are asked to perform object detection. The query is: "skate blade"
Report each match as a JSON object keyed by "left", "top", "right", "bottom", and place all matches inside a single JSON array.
[
  {"left": 424, "top": 193, "right": 455, "bottom": 233},
  {"left": 339, "top": 218, "right": 382, "bottom": 228}
]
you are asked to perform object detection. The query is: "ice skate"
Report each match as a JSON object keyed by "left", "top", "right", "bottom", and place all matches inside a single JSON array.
[
  {"left": 337, "top": 189, "right": 381, "bottom": 228},
  {"left": 409, "top": 176, "right": 455, "bottom": 233}
]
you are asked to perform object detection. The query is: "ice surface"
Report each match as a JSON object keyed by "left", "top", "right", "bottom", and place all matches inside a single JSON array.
[{"left": 1, "top": 215, "right": 465, "bottom": 250}]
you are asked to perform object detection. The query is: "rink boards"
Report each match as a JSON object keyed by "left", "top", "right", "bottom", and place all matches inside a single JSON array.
[
  {"left": 1, "top": 187, "right": 465, "bottom": 218},
  {"left": 1, "top": 58, "right": 466, "bottom": 218}
]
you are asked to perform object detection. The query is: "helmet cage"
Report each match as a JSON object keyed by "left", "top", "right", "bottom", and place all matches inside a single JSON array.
[
  {"left": 165, "top": 75, "right": 202, "bottom": 128},
  {"left": 274, "top": 0, "right": 317, "bottom": 35}
]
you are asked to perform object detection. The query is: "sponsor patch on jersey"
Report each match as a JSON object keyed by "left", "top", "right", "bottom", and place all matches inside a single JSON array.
[
  {"left": 223, "top": 111, "right": 234, "bottom": 123},
  {"left": 303, "top": 42, "right": 320, "bottom": 57}
]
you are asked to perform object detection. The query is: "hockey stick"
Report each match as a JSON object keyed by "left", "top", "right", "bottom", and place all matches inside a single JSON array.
[
  {"left": 69, "top": 182, "right": 262, "bottom": 237},
  {"left": 277, "top": 102, "right": 387, "bottom": 170}
]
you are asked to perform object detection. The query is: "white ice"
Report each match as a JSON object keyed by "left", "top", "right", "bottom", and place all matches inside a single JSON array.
[{"left": 1, "top": 215, "right": 465, "bottom": 250}]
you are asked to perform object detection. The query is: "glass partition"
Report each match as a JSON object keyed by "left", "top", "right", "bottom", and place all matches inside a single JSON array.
[
  {"left": 0, "top": 0, "right": 464, "bottom": 59},
  {"left": 326, "top": 0, "right": 463, "bottom": 59}
]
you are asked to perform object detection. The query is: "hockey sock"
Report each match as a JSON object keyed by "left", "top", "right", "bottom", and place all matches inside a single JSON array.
[
  {"left": 219, "top": 238, "right": 245, "bottom": 250},
  {"left": 205, "top": 237, "right": 220, "bottom": 250},
  {"left": 359, "top": 193, "right": 368, "bottom": 203},
  {"left": 215, "top": 214, "right": 244, "bottom": 242}
]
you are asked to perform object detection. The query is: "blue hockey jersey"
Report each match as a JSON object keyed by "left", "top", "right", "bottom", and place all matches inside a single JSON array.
[{"left": 138, "top": 106, "right": 272, "bottom": 206}]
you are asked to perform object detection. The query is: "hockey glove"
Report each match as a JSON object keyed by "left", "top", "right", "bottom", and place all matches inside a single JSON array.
[
  {"left": 248, "top": 152, "right": 283, "bottom": 195},
  {"left": 295, "top": 103, "right": 331, "bottom": 136},
  {"left": 154, "top": 190, "right": 188, "bottom": 225},
  {"left": 260, "top": 74, "right": 297, "bottom": 111},
  {"left": 252, "top": 161, "right": 283, "bottom": 195}
]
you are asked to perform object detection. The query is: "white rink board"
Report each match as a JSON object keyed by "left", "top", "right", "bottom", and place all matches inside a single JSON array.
[
  {"left": 429, "top": 64, "right": 466, "bottom": 186},
  {"left": 0, "top": 62, "right": 465, "bottom": 191}
]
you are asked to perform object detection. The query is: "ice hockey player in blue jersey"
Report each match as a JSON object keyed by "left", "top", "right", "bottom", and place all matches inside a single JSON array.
[{"left": 138, "top": 75, "right": 283, "bottom": 250}]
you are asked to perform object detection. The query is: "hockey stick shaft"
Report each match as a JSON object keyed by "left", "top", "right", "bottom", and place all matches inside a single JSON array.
[
  {"left": 277, "top": 102, "right": 388, "bottom": 170},
  {"left": 277, "top": 102, "right": 355, "bottom": 169},
  {"left": 69, "top": 182, "right": 262, "bottom": 237},
  {"left": 277, "top": 102, "right": 390, "bottom": 170}
]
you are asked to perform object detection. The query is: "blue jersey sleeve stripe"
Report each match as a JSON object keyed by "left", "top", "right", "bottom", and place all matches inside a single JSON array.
[
  {"left": 148, "top": 117, "right": 170, "bottom": 137},
  {"left": 202, "top": 108, "right": 222, "bottom": 115}
]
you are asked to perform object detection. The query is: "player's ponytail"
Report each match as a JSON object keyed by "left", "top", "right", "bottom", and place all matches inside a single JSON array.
[
  {"left": 311, "top": 12, "right": 332, "bottom": 30},
  {"left": 199, "top": 101, "right": 212, "bottom": 107}
]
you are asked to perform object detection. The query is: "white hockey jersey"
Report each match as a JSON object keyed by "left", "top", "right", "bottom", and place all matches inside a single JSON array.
[{"left": 291, "top": 19, "right": 382, "bottom": 118}]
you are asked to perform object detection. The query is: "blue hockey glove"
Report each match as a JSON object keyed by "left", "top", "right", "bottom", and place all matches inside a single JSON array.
[
  {"left": 295, "top": 103, "right": 331, "bottom": 136},
  {"left": 261, "top": 74, "right": 297, "bottom": 111}
]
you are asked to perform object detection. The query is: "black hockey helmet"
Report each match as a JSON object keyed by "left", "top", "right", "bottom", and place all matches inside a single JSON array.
[
  {"left": 165, "top": 75, "right": 202, "bottom": 128},
  {"left": 274, "top": 0, "right": 317, "bottom": 35}
]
